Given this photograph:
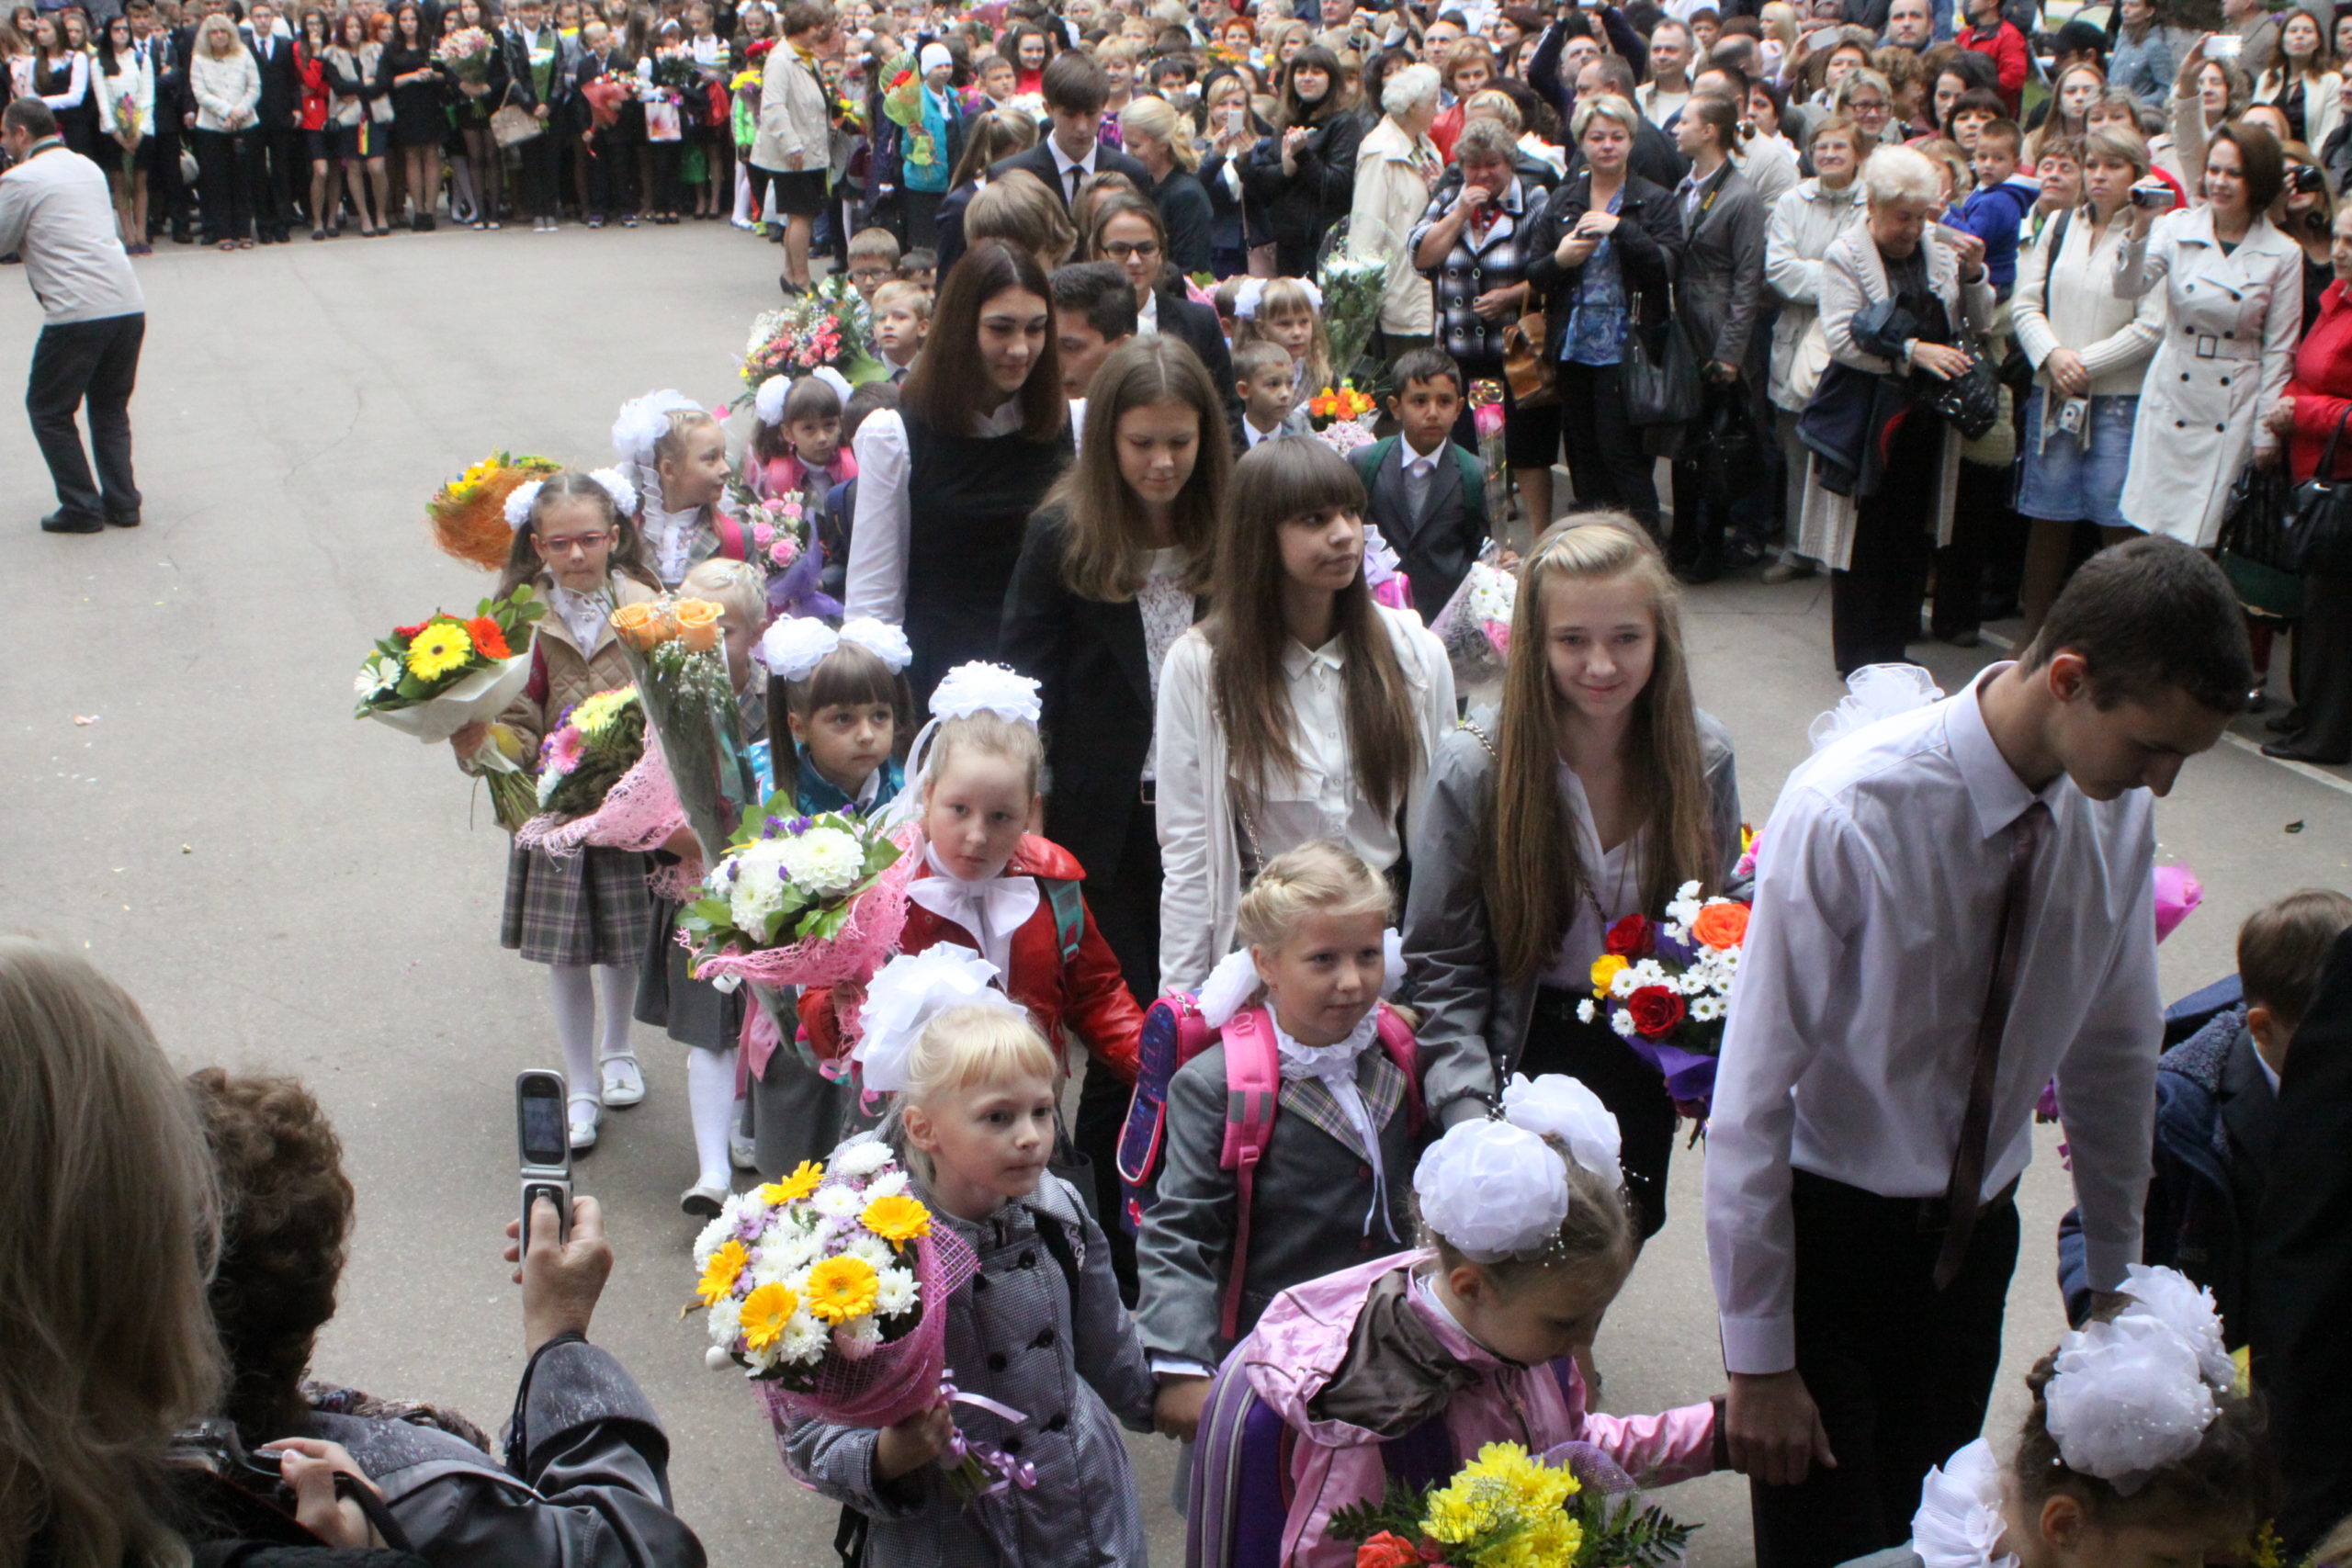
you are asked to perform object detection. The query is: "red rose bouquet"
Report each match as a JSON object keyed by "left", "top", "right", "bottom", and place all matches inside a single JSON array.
[{"left": 1577, "top": 882, "right": 1752, "bottom": 1108}]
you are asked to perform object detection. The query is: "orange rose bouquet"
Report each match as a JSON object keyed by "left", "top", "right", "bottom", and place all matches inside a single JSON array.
[
  {"left": 607, "top": 594, "right": 763, "bottom": 863},
  {"left": 1575, "top": 880, "right": 1752, "bottom": 1109}
]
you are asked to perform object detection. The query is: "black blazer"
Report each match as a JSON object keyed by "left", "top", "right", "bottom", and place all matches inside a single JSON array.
[
  {"left": 1522, "top": 169, "right": 1684, "bottom": 366},
  {"left": 988, "top": 139, "right": 1153, "bottom": 211},
  {"left": 1238, "top": 111, "right": 1364, "bottom": 257},
  {"left": 1000, "top": 505, "right": 1201, "bottom": 880},
  {"left": 1154, "top": 288, "right": 1239, "bottom": 423},
  {"left": 1146, "top": 166, "right": 1214, "bottom": 275},
  {"left": 248, "top": 31, "right": 302, "bottom": 125}
]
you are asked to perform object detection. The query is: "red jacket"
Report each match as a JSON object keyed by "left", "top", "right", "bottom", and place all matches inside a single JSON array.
[
  {"left": 802, "top": 832, "right": 1144, "bottom": 1083},
  {"left": 1961, "top": 21, "right": 2028, "bottom": 116},
  {"left": 2289, "top": 278, "right": 2352, "bottom": 483}
]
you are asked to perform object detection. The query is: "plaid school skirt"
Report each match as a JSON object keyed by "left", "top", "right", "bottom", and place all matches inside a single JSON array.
[{"left": 500, "top": 843, "right": 656, "bottom": 968}]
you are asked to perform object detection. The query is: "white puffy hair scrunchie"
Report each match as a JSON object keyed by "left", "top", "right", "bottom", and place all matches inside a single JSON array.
[
  {"left": 611, "top": 389, "right": 704, "bottom": 466},
  {"left": 2043, "top": 1264, "right": 2233, "bottom": 1494},
  {"left": 1412, "top": 1118, "right": 1569, "bottom": 1263},
  {"left": 852, "top": 945, "right": 1029, "bottom": 1097},
  {"left": 753, "top": 366, "right": 854, "bottom": 428},
  {"left": 758, "top": 616, "right": 914, "bottom": 682},
  {"left": 504, "top": 468, "right": 638, "bottom": 531}
]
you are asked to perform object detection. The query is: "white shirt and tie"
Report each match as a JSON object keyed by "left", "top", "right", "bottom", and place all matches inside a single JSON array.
[
  {"left": 1399, "top": 445, "right": 1442, "bottom": 522},
  {"left": 1048, "top": 140, "right": 1097, "bottom": 206},
  {"left": 1703, "top": 666, "right": 2162, "bottom": 1375}
]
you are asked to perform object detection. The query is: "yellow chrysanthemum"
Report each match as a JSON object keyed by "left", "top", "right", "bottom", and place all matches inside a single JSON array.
[
  {"left": 1589, "top": 954, "right": 1628, "bottom": 998},
  {"left": 860, "top": 1193, "right": 933, "bottom": 1247},
  {"left": 696, "top": 1239, "right": 750, "bottom": 1306},
  {"left": 802, "top": 1255, "right": 881, "bottom": 1323},
  {"left": 1481, "top": 1515, "right": 1581, "bottom": 1568},
  {"left": 570, "top": 687, "right": 636, "bottom": 738},
  {"left": 1421, "top": 1444, "right": 1578, "bottom": 1553},
  {"left": 761, "top": 1160, "right": 825, "bottom": 1207},
  {"left": 741, "top": 1281, "right": 798, "bottom": 1350},
  {"left": 405, "top": 619, "right": 475, "bottom": 681}
]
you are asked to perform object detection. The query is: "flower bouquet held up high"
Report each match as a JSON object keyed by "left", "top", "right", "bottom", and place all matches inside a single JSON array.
[
  {"left": 608, "top": 596, "right": 764, "bottom": 864},
  {"left": 739, "top": 276, "right": 884, "bottom": 398},
  {"left": 426, "top": 450, "right": 564, "bottom": 570},
  {"left": 433, "top": 25, "right": 492, "bottom": 82},
  {"left": 724, "top": 472, "right": 836, "bottom": 621},
  {"left": 1329, "top": 1438, "right": 1696, "bottom": 1568},
  {"left": 1431, "top": 548, "right": 1518, "bottom": 688},
  {"left": 1576, "top": 882, "right": 1751, "bottom": 1110},
  {"left": 1317, "top": 234, "right": 1393, "bottom": 388}
]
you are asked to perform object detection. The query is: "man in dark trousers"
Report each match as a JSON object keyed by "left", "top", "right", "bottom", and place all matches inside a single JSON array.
[
  {"left": 987, "top": 49, "right": 1148, "bottom": 212},
  {"left": 245, "top": 0, "right": 302, "bottom": 243},
  {"left": 1706, "top": 538, "right": 2251, "bottom": 1568},
  {"left": 0, "top": 99, "right": 149, "bottom": 534},
  {"left": 2251, "top": 925, "right": 2352, "bottom": 1559}
]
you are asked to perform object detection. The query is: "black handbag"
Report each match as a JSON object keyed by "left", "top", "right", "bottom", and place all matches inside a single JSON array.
[
  {"left": 1695, "top": 385, "right": 1769, "bottom": 505},
  {"left": 2219, "top": 459, "right": 2304, "bottom": 621},
  {"left": 1623, "top": 296, "right": 1700, "bottom": 428},
  {"left": 1920, "top": 348, "right": 2001, "bottom": 442},
  {"left": 2292, "top": 406, "right": 2352, "bottom": 576}
]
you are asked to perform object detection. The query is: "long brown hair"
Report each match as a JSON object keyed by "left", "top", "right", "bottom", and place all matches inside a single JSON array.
[
  {"left": 496, "top": 468, "right": 659, "bottom": 598},
  {"left": 1486, "top": 519, "right": 1719, "bottom": 984},
  {"left": 1045, "top": 335, "right": 1228, "bottom": 602},
  {"left": 899, "top": 238, "right": 1067, "bottom": 442},
  {"left": 1206, "top": 437, "right": 1419, "bottom": 822},
  {"left": 0, "top": 938, "right": 224, "bottom": 1568}
]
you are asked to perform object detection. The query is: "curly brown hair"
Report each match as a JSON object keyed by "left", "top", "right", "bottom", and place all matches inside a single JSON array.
[{"left": 187, "top": 1069, "right": 356, "bottom": 1445}]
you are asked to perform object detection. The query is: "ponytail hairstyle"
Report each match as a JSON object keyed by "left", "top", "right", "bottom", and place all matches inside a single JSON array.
[
  {"left": 1486, "top": 519, "right": 1719, "bottom": 984},
  {"left": 1045, "top": 334, "right": 1228, "bottom": 603},
  {"left": 1207, "top": 437, "right": 1420, "bottom": 824},
  {"left": 497, "top": 468, "right": 659, "bottom": 597},
  {"left": 1233, "top": 839, "right": 1394, "bottom": 956}
]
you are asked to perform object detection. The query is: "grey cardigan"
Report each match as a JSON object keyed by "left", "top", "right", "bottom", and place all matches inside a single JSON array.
[
  {"left": 779, "top": 1171, "right": 1156, "bottom": 1568},
  {"left": 1400, "top": 707, "right": 1746, "bottom": 1125}
]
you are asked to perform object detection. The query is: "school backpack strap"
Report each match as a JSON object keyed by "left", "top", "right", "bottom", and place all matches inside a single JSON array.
[
  {"left": 1372, "top": 1003, "right": 1424, "bottom": 1136},
  {"left": 1032, "top": 1206, "right": 1083, "bottom": 1303},
  {"left": 1214, "top": 1008, "right": 1285, "bottom": 1343},
  {"left": 1041, "top": 876, "right": 1086, "bottom": 965},
  {"left": 712, "top": 508, "right": 750, "bottom": 562}
]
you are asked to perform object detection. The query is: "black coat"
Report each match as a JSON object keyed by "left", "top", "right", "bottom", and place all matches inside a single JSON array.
[
  {"left": 1522, "top": 169, "right": 1684, "bottom": 366},
  {"left": 248, "top": 30, "right": 302, "bottom": 127},
  {"left": 2250, "top": 929, "right": 2352, "bottom": 1556},
  {"left": 1000, "top": 506, "right": 1201, "bottom": 881},
  {"left": 1147, "top": 165, "right": 1215, "bottom": 276},
  {"left": 1155, "top": 288, "right": 1238, "bottom": 420},
  {"left": 1238, "top": 111, "right": 1363, "bottom": 262},
  {"left": 988, "top": 139, "right": 1154, "bottom": 210}
]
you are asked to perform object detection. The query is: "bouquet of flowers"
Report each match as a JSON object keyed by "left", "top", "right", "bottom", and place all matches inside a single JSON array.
[
  {"left": 739, "top": 275, "right": 883, "bottom": 396},
  {"left": 1361, "top": 524, "right": 1413, "bottom": 615},
  {"left": 434, "top": 25, "right": 492, "bottom": 82},
  {"left": 608, "top": 596, "right": 764, "bottom": 864},
  {"left": 725, "top": 480, "right": 836, "bottom": 620},
  {"left": 112, "top": 84, "right": 143, "bottom": 141},
  {"left": 679, "top": 808, "right": 905, "bottom": 968},
  {"left": 1431, "top": 555, "right": 1518, "bottom": 687},
  {"left": 1308, "top": 382, "right": 1378, "bottom": 457},
  {"left": 883, "top": 64, "right": 935, "bottom": 166},
  {"left": 532, "top": 686, "right": 647, "bottom": 818},
  {"left": 426, "top": 450, "right": 564, "bottom": 570},
  {"left": 1330, "top": 1440, "right": 1695, "bottom": 1568},
  {"left": 1317, "top": 243, "right": 1393, "bottom": 388},
  {"left": 353, "top": 584, "right": 543, "bottom": 740},
  {"left": 1576, "top": 882, "right": 1752, "bottom": 1107},
  {"left": 1470, "top": 379, "right": 1512, "bottom": 526}
]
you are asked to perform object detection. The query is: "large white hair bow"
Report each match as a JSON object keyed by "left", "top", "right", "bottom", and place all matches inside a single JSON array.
[
  {"left": 1411, "top": 1119, "right": 1569, "bottom": 1263},
  {"left": 2042, "top": 1265, "right": 2233, "bottom": 1493},
  {"left": 611, "top": 389, "right": 703, "bottom": 466},
  {"left": 852, "top": 945, "right": 1029, "bottom": 1097}
]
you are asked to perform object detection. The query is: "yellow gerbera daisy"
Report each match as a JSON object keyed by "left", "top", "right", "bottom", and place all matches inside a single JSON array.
[
  {"left": 860, "top": 1193, "right": 933, "bottom": 1247},
  {"left": 696, "top": 1240, "right": 750, "bottom": 1307},
  {"left": 741, "top": 1281, "right": 798, "bottom": 1350},
  {"left": 761, "top": 1160, "right": 825, "bottom": 1207},
  {"left": 405, "top": 619, "right": 475, "bottom": 681},
  {"left": 802, "top": 1255, "right": 881, "bottom": 1323}
]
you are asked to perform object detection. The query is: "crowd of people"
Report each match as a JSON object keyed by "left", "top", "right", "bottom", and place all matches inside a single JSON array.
[{"left": 10, "top": 0, "right": 2352, "bottom": 1562}]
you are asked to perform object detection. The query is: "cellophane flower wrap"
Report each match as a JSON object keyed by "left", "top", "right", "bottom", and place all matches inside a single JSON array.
[
  {"left": 1431, "top": 558, "right": 1518, "bottom": 687},
  {"left": 740, "top": 275, "right": 883, "bottom": 396},
  {"left": 426, "top": 450, "right": 563, "bottom": 570},
  {"left": 609, "top": 596, "right": 763, "bottom": 865},
  {"left": 528, "top": 686, "right": 647, "bottom": 817},
  {"left": 1318, "top": 245, "right": 1391, "bottom": 387},
  {"left": 725, "top": 479, "right": 837, "bottom": 620},
  {"left": 433, "top": 25, "right": 492, "bottom": 80},
  {"left": 353, "top": 584, "right": 544, "bottom": 731},
  {"left": 690, "top": 1142, "right": 974, "bottom": 1421},
  {"left": 1574, "top": 881, "right": 1752, "bottom": 1107},
  {"left": 1329, "top": 1439, "right": 1695, "bottom": 1568},
  {"left": 1470, "top": 378, "right": 1512, "bottom": 525}
]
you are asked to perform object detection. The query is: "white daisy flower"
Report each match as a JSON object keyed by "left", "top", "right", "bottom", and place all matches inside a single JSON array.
[
  {"left": 707, "top": 1297, "right": 742, "bottom": 1348},
  {"left": 692, "top": 1213, "right": 734, "bottom": 1268},
  {"left": 876, "top": 1267, "right": 918, "bottom": 1316},
  {"left": 863, "top": 1169, "right": 910, "bottom": 1201},
  {"left": 1576, "top": 999, "right": 1598, "bottom": 1024},
  {"left": 843, "top": 1234, "right": 897, "bottom": 1272},
  {"left": 781, "top": 1314, "right": 829, "bottom": 1362},
  {"left": 1610, "top": 1009, "right": 1637, "bottom": 1039},
  {"left": 1690, "top": 995, "right": 1725, "bottom": 1022}
]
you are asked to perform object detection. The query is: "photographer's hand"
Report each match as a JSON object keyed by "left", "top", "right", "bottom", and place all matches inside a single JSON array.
[
  {"left": 503, "top": 1194, "right": 614, "bottom": 1354},
  {"left": 263, "top": 1438, "right": 385, "bottom": 1551}
]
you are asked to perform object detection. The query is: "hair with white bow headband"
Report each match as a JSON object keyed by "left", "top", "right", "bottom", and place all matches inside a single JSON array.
[
  {"left": 753, "top": 367, "right": 854, "bottom": 429},
  {"left": 853, "top": 945, "right": 1029, "bottom": 1097},
  {"left": 758, "top": 616, "right": 914, "bottom": 682},
  {"left": 503, "top": 468, "right": 639, "bottom": 532},
  {"left": 611, "top": 389, "right": 705, "bottom": 467},
  {"left": 875, "top": 661, "right": 1043, "bottom": 831},
  {"left": 1411, "top": 1075, "right": 1625, "bottom": 1263},
  {"left": 2040, "top": 1265, "right": 2237, "bottom": 1495}
]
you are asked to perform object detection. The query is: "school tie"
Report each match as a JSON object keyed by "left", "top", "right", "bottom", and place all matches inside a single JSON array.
[{"left": 1934, "top": 798, "right": 2049, "bottom": 1291}]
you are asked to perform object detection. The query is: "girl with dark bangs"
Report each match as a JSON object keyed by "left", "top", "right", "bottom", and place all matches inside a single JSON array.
[{"left": 1241, "top": 42, "right": 1363, "bottom": 274}]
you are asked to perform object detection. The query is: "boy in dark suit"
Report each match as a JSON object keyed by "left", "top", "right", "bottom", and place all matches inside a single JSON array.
[
  {"left": 986, "top": 49, "right": 1149, "bottom": 211},
  {"left": 1347, "top": 347, "right": 1486, "bottom": 625},
  {"left": 244, "top": 0, "right": 301, "bottom": 243}
]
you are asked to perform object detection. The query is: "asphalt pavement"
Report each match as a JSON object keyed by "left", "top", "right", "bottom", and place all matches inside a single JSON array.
[{"left": 2, "top": 221, "right": 2346, "bottom": 1568}]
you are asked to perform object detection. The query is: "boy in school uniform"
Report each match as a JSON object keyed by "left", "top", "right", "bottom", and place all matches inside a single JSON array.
[
  {"left": 1346, "top": 346, "right": 1487, "bottom": 625},
  {"left": 1230, "top": 340, "right": 1308, "bottom": 454},
  {"left": 870, "top": 278, "right": 929, "bottom": 383},
  {"left": 1706, "top": 536, "right": 2254, "bottom": 1568}
]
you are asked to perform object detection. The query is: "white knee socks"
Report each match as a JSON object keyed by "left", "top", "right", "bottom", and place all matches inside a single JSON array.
[
  {"left": 688, "top": 1046, "right": 740, "bottom": 1192},
  {"left": 596, "top": 962, "right": 638, "bottom": 1064},
  {"left": 548, "top": 964, "right": 599, "bottom": 1108}
]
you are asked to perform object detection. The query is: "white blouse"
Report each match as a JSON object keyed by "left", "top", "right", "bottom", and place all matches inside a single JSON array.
[
  {"left": 1250, "top": 637, "right": 1405, "bottom": 874},
  {"left": 1136, "top": 547, "right": 1191, "bottom": 782},
  {"left": 1534, "top": 761, "right": 1648, "bottom": 991}
]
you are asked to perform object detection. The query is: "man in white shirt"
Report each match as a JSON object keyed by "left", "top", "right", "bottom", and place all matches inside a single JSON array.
[
  {"left": 0, "top": 100, "right": 148, "bottom": 534},
  {"left": 1635, "top": 19, "right": 1696, "bottom": 128},
  {"left": 1706, "top": 537, "right": 2253, "bottom": 1568}
]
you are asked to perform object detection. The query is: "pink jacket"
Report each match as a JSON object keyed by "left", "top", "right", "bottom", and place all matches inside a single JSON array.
[
  {"left": 1242, "top": 1251, "right": 1720, "bottom": 1568},
  {"left": 746, "top": 449, "right": 857, "bottom": 501}
]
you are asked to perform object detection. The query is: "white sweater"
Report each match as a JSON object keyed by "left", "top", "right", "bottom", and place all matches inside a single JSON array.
[{"left": 2011, "top": 205, "right": 2165, "bottom": 400}]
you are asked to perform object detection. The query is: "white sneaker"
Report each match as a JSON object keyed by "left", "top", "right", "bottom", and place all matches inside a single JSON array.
[
  {"left": 681, "top": 1183, "right": 729, "bottom": 1218},
  {"left": 602, "top": 1054, "right": 645, "bottom": 1107},
  {"left": 730, "top": 1131, "right": 760, "bottom": 1171},
  {"left": 568, "top": 1097, "right": 602, "bottom": 1152}
]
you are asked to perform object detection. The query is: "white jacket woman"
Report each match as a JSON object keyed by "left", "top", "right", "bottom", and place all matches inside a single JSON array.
[
  {"left": 2115, "top": 200, "right": 2301, "bottom": 547},
  {"left": 188, "top": 33, "right": 260, "bottom": 133},
  {"left": 1153, "top": 604, "right": 1453, "bottom": 995},
  {"left": 752, "top": 40, "right": 827, "bottom": 174},
  {"left": 1347, "top": 62, "right": 1442, "bottom": 339},
  {"left": 2015, "top": 199, "right": 2167, "bottom": 400},
  {"left": 1764, "top": 171, "right": 1867, "bottom": 412}
]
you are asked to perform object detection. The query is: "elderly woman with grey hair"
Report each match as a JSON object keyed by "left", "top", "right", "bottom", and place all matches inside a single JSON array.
[
  {"left": 1800, "top": 142, "right": 1994, "bottom": 674},
  {"left": 1349, "top": 60, "right": 1443, "bottom": 360}
]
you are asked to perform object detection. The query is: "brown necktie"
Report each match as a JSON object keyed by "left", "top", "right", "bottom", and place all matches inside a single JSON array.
[{"left": 1935, "top": 798, "right": 2049, "bottom": 1291}]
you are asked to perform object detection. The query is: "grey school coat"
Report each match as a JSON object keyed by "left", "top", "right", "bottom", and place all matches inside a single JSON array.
[
  {"left": 1400, "top": 707, "right": 1746, "bottom": 1126},
  {"left": 310, "top": 1338, "right": 706, "bottom": 1568},
  {"left": 779, "top": 1171, "right": 1156, "bottom": 1568},
  {"left": 1135, "top": 1033, "right": 1422, "bottom": 1372}
]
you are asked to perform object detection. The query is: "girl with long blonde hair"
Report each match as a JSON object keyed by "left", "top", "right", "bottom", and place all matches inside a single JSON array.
[{"left": 1401, "top": 518, "right": 1744, "bottom": 1239}]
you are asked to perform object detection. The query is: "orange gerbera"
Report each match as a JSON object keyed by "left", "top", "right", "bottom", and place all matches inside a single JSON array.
[{"left": 467, "top": 616, "right": 511, "bottom": 660}]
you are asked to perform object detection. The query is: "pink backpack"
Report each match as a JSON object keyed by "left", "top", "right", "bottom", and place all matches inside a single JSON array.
[{"left": 1116, "top": 998, "right": 1421, "bottom": 1341}]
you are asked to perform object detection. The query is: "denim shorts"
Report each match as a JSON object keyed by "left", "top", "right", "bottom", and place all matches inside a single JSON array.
[{"left": 2015, "top": 392, "right": 2138, "bottom": 529}]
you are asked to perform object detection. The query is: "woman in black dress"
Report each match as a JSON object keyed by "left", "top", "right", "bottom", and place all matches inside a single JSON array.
[
  {"left": 379, "top": 1, "right": 445, "bottom": 229},
  {"left": 441, "top": 0, "right": 508, "bottom": 227},
  {"left": 840, "top": 238, "right": 1074, "bottom": 708}
]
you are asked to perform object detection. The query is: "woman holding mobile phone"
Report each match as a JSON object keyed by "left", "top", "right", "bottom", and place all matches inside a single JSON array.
[{"left": 1199, "top": 65, "right": 1273, "bottom": 276}]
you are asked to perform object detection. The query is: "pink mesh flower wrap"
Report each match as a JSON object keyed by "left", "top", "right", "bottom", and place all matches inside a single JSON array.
[
  {"left": 681, "top": 823, "right": 922, "bottom": 992},
  {"left": 514, "top": 733, "right": 702, "bottom": 897},
  {"left": 761, "top": 1223, "right": 980, "bottom": 1432}
]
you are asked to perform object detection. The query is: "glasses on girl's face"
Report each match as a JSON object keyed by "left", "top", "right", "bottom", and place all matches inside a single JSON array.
[
  {"left": 540, "top": 531, "right": 614, "bottom": 556},
  {"left": 1102, "top": 240, "right": 1161, "bottom": 260}
]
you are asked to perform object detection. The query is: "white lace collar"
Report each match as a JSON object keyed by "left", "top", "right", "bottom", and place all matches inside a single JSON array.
[{"left": 1912, "top": 1439, "right": 2019, "bottom": 1568}]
